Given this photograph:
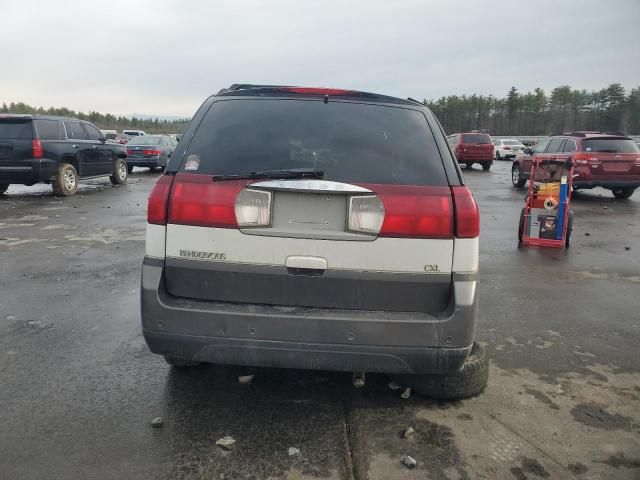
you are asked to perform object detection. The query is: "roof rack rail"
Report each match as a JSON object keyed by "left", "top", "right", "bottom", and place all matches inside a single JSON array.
[{"left": 217, "top": 84, "right": 291, "bottom": 94}]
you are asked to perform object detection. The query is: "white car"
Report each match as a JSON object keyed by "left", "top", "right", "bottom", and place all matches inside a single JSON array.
[
  {"left": 494, "top": 139, "right": 525, "bottom": 160},
  {"left": 123, "top": 129, "right": 147, "bottom": 137}
]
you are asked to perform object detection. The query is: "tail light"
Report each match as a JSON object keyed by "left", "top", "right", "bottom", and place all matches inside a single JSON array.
[
  {"left": 127, "top": 148, "right": 134, "bottom": 155},
  {"left": 143, "top": 149, "right": 161, "bottom": 156},
  {"left": 451, "top": 186, "right": 480, "bottom": 238},
  {"left": 348, "top": 195, "right": 385, "bottom": 234},
  {"left": 573, "top": 152, "right": 600, "bottom": 166},
  {"left": 504, "top": 146, "right": 511, "bottom": 151},
  {"left": 235, "top": 189, "right": 272, "bottom": 227},
  {"left": 32, "top": 139, "right": 43, "bottom": 159},
  {"left": 147, "top": 175, "right": 174, "bottom": 225},
  {"left": 373, "top": 185, "right": 453, "bottom": 239},
  {"left": 167, "top": 174, "right": 244, "bottom": 228},
  {"left": 573, "top": 152, "right": 588, "bottom": 164}
]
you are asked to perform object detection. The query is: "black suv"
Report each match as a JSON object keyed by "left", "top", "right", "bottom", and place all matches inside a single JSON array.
[{"left": 0, "top": 114, "right": 128, "bottom": 196}]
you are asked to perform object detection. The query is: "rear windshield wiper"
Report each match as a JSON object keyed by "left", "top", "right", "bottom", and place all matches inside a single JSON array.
[{"left": 212, "top": 168, "right": 325, "bottom": 181}]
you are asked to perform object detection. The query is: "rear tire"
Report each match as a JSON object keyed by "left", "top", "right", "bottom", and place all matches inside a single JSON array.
[
  {"left": 0, "top": 183, "right": 9, "bottom": 195},
  {"left": 612, "top": 187, "right": 635, "bottom": 199},
  {"left": 164, "top": 356, "right": 201, "bottom": 368},
  {"left": 465, "top": 162, "right": 473, "bottom": 169},
  {"left": 518, "top": 208, "right": 526, "bottom": 243},
  {"left": 127, "top": 164, "right": 134, "bottom": 174},
  {"left": 495, "top": 151, "right": 501, "bottom": 160},
  {"left": 565, "top": 211, "right": 573, "bottom": 248},
  {"left": 52, "top": 163, "right": 78, "bottom": 196},
  {"left": 482, "top": 162, "right": 492, "bottom": 171},
  {"left": 394, "top": 342, "right": 489, "bottom": 400},
  {"left": 110, "top": 158, "right": 128, "bottom": 185},
  {"left": 512, "top": 165, "right": 526, "bottom": 188}
]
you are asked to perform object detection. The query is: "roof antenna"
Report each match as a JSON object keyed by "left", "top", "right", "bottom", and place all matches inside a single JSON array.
[{"left": 324, "top": 94, "right": 329, "bottom": 104}]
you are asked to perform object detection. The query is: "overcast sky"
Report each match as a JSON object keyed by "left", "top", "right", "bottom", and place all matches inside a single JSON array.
[{"left": 1, "top": 0, "right": 639, "bottom": 117}]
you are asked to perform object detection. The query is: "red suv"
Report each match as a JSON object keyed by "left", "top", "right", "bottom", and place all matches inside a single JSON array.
[
  {"left": 447, "top": 132, "right": 494, "bottom": 171},
  {"left": 512, "top": 132, "right": 640, "bottom": 198}
]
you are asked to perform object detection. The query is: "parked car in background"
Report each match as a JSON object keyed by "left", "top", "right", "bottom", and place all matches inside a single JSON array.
[
  {"left": 511, "top": 132, "right": 640, "bottom": 198},
  {"left": 123, "top": 129, "right": 146, "bottom": 137},
  {"left": 494, "top": 138, "right": 525, "bottom": 160},
  {"left": 126, "top": 134, "right": 175, "bottom": 172},
  {"left": 0, "top": 114, "right": 128, "bottom": 196},
  {"left": 141, "top": 84, "right": 487, "bottom": 400},
  {"left": 105, "top": 132, "right": 130, "bottom": 144},
  {"left": 447, "top": 131, "right": 494, "bottom": 170}
]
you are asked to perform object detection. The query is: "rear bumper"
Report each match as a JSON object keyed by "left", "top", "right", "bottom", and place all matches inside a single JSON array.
[
  {"left": 456, "top": 157, "right": 493, "bottom": 163},
  {"left": 128, "top": 157, "right": 163, "bottom": 168},
  {"left": 0, "top": 158, "right": 57, "bottom": 184},
  {"left": 573, "top": 180, "right": 640, "bottom": 190},
  {"left": 141, "top": 257, "right": 478, "bottom": 374}
]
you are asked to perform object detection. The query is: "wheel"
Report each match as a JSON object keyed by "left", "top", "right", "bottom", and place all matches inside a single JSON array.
[
  {"left": 394, "top": 342, "right": 489, "bottom": 400},
  {"left": 110, "top": 158, "right": 128, "bottom": 185},
  {"left": 0, "top": 183, "right": 9, "bottom": 195},
  {"left": 495, "top": 151, "right": 501, "bottom": 160},
  {"left": 512, "top": 165, "right": 526, "bottom": 188},
  {"left": 482, "top": 162, "right": 492, "bottom": 171},
  {"left": 465, "top": 162, "right": 473, "bottom": 169},
  {"left": 127, "top": 164, "right": 134, "bottom": 174},
  {"left": 52, "top": 163, "right": 78, "bottom": 196},
  {"left": 565, "top": 211, "right": 573, "bottom": 248},
  {"left": 612, "top": 187, "right": 635, "bottom": 199},
  {"left": 518, "top": 208, "right": 526, "bottom": 243},
  {"left": 164, "top": 356, "right": 201, "bottom": 368}
]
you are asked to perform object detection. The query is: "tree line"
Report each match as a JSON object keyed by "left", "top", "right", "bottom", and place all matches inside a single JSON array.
[
  {"left": 424, "top": 83, "right": 640, "bottom": 136},
  {"left": 4, "top": 83, "right": 640, "bottom": 136},
  {"left": 0, "top": 101, "right": 190, "bottom": 134}
]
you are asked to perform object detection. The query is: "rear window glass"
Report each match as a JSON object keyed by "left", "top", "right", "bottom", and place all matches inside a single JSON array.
[
  {"left": 34, "top": 120, "right": 63, "bottom": 140},
  {"left": 181, "top": 99, "right": 448, "bottom": 186},
  {"left": 0, "top": 119, "right": 33, "bottom": 139},
  {"left": 129, "top": 136, "right": 162, "bottom": 146},
  {"left": 503, "top": 140, "right": 521, "bottom": 145},
  {"left": 462, "top": 134, "right": 492, "bottom": 144},
  {"left": 64, "top": 121, "right": 88, "bottom": 140},
  {"left": 583, "top": 138, "right": 640, "bottom": 154}
]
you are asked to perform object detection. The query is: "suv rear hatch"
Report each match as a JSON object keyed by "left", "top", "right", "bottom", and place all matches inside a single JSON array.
[
  {"left": 579, "top": 137, "right": 640, "bottom": 178},
  {"left": 461, "top": 133, "right": 493, "bottom": 159},
  {"left": 0, "top": 117, "right": 35, "bottom": 168},
  {"left": 158, "top": 97, "right": 470, "bottom": 314}
]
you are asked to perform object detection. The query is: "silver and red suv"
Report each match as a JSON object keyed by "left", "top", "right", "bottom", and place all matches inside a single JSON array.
[
  {"left": 141, "top": 85, "right": 487, "bottom": 399},
  {"left": 512, "top": 132, "right": 640, "bottom": 198}
]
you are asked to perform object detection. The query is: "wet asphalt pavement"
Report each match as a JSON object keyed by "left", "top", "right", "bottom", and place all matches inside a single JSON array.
[{"left": 1, "top": 162, "right": 639, "bottom": 480}]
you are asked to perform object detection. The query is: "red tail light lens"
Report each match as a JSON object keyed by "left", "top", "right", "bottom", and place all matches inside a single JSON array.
[
  {"left": 32, "top": 139, "right": 43, "bottom": 159},
  {"left": 504, "top": 146, "right": 511, "bottom": 150},
  {"left": 167, "top": 174, "right": 246, "bottom": 228},
  {"left": 147, "top": 175, "right": 174, "bottom": 225},
  {"left": 143, "top": 149, "right": 161, "bottom": 156},
  {"left": 369, "top": 185, "right": 453, "bottom": 239},
  {"left": 451, "top": 186, "right": 480, "bottom": 238},
  {"left": 127, "top": 148, "right": 133, "bottom": 155}
]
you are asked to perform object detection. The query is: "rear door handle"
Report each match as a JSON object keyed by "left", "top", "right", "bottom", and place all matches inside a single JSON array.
[
  {"left": 72, "top": 144, "right": 79, "bottom": 148},
  {"left": 92, "top": 145, "right": 98, "bottom": 149}
]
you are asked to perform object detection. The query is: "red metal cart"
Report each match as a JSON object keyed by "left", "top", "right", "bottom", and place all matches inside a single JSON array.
[{"left": 518, "top": 157, "right": 574, "bottom": 249}]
